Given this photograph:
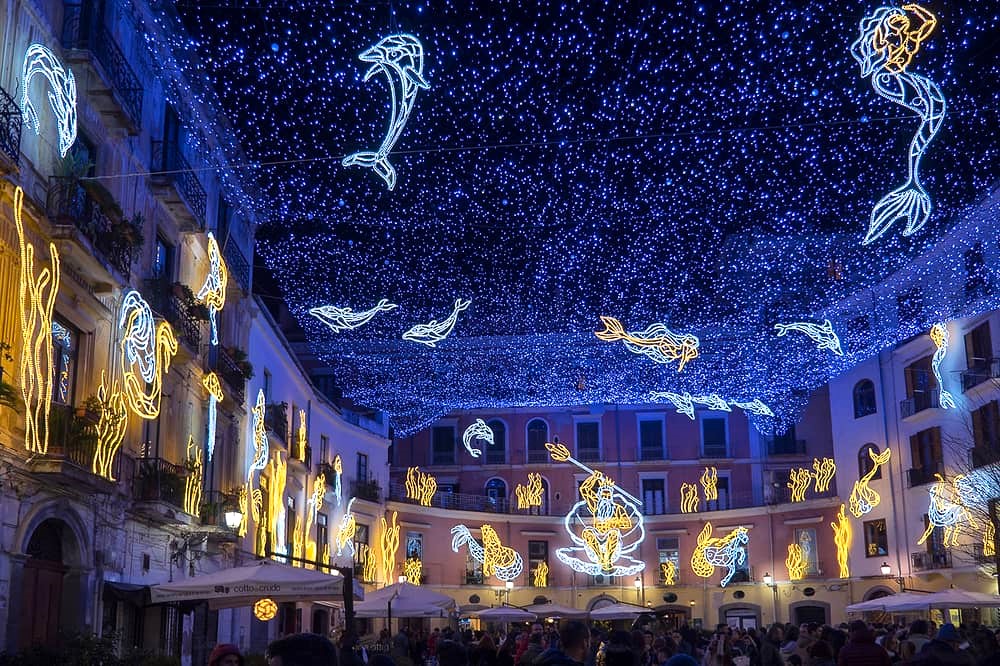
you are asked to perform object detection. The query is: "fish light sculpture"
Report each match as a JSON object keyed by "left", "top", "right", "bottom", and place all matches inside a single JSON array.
[
  {"left": 595, "top": 316, "right": 700, "bottom": 371},
  {"left": 690, "top": 523, "right": 749, "bottom": 587},
  {"left": 462, "top": 418, "right": 494, "bottom": 458},
  {"left": 21, "top": 44, "right": 77, "bottom": 157},
  {"left": 774, "top": 320, "right": 843, "bottom": 355},
  {"left": 309, "top": 299, "right": 398, "bottom": 333},
  {"left": 402, "top": 298, "right": 470, "bottom": 347}
]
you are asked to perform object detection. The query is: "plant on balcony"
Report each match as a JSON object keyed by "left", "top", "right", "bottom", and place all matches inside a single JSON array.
[
  {"left": 0, "top": 341, "right": 17, "bottom": 413},
  {"left": 173, "top": 282, "right": 210, "bottom": 321},
  {"left": 229, "top": 347, "right": 255, "bottom": 381},
  {"left": 112, "top": 212, "right": 145, "bottom": 255}
]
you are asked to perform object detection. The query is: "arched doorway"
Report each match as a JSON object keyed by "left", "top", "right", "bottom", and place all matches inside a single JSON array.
[{"left": 20, "top": 519, "right": 70, "bottom": 647}]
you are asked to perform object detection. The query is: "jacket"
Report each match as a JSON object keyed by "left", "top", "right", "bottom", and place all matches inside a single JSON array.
[
  {"left": 836, "top": 629, "right": 891, "bottom": 666},
  {"left": 535, "top": 648, "right": 585, "bottom": 666}
]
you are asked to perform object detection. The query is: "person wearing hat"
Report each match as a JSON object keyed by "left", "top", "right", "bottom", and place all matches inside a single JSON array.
[
  {"left": 209, "top": 643, "right": 244, "bottom": 666},
  {"left": 836, "top": 621, "right": 890, "bottom": 666},
  {"left": 910, "top": 623, "right": 974, "bottom": 666}
]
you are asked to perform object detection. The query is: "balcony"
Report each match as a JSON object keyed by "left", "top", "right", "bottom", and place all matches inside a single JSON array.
[
  {"left": 47, "top": 177, "right": 135, "bottom": 282},
  {"left": 143, "top": 279, "right": 203, "bottom": 352},
  {"left": 911, "top": 549, "right": 952, "bottom": 571},
  {"left": 388, "top": 482, "right": 516, "bottom": 514},
  {"left": 132, "top": 457, "right": 192, "bottom": 522},
  {"left": 26, "top": 403, "right": 116, "bottom": 490},
  {"left": 61, "top": 5, "right": 142, "bottom": 132},
  {"left": 702, "top": 445, "right": 728, "bottom": 458},
  {"left": 224, "top": 242, "right": 251, "bottom": 293},
  {"left": 527, "top": 450, "right": 549, "bottom": 464},
  {"left": 0, "top": 86, "right": 20, "bottom": 173},
  {"left": 900, "top": 389, "right": 940, "bottom": 419},
  {"left": 351, "top": 479, "right": 382, "bottom": 502},
  {"left": 577, "top": 448, "right": 601, "bottom": 463},
  {"left": 962, "top": 359, "right": 1000, "bottom": 392},
  {"left": 214, "top": 346, "right": 248, "bottom": 403},
  {"left": 484, "top": 449, "right": 505, "bottom": 465},
  {"left": 265, "top": 404, "right": 288, "bottom": 444},
  {"left": 640, "top": 447, "right": 666, "bottom": 462},
  {"left": 907, "top": 463, "right": 944, "bottom": 487},
  {"left": 971, "top": 447, "right": 1000, "bottom": 470},
  {"left": 151, "top": 140, "right": 207, "bottom": 231},
  {"left": 766, "top": 438, "right": 807, "bottom": 456}
]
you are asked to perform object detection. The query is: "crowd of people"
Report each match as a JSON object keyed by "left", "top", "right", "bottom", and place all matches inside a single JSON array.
[{"left": 207, "top": 618, "right": 1000, "bottom": 666}]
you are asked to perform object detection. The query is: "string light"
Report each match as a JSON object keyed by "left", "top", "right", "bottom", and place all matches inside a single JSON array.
[
  {"left": 785, "top": 543, "right": 807, "bottom": 581},
  {"left": 333, "top": 454, "right": 343, "bottom": 506},
  {"left": 774, "top": 320, "right": 843, "bottom": 355},
  {"left": 533, "top": 560, "right": 549, "bottom": 587},
  {"left": 851, "top": 4, "right": 945, "bottom": 244},
  {"left": 700, "top": 467, "right": 718, "bottom": 502},
  {"left": 380, "top": 511, "right": 401, "bottom": 583},
  {"left": 342, "top": 33, "right": 429, "bottom": 190},
  {"left": 917, "top": 474, "right": 977, "bottom": 548},
  {"left": 183, "top": 435, "right": 203, "bottom": 516},
  {"left": 254, "top": 598, "right": 277, "bottom": 621},
  {"left": 405, "top": 466, "right": 437, "bottom": 506},
  {"left": 515, "top": 473, "right": 544, "bottom": 509},
  {"left": 929, "top": 323, "right": 957, "bottom": 409},
  {"left": 849, "top": 447, "right": 891, "bottom": 517},
  {"left": 119, "top": 291, "right": 178, "bottom": 419},
  {"left": 336, "top": 497, "right": 358, "bottom": 556},
  {"left": 267, "top": 451, "right": 287, "bottom": 556},
  {"left": 595, "top": 316, "right": 699, "bottom": 371},
  {"left": 196, "top": 232, "right": 228, "bottom": 346},
  {"left": 13, "top": 186, "right": 60, "bottom": 455},
  {"left": 788, "top": 468, "right": 813, "bottom": 503},
  {"left": 690, "top": 523, "right": 749, "bottom": 587},
  {"left": 309, "top": 299, "right": 398, "bottom": 333},
  {"left": 660, "top": 560, "right": 677, "bottom": 586},
  {"left": 401, "top": 298, "right": 470, "bottom": 347},
  {"left": 462, "top": 418, "right": 494, "bottom": 458},
  {"left": 202, "top": 372, "right": 224, "bottom": 462},
  {"left": 812, "top": 457, "right": 836, "bottom": 493},
  {"left": 20, "top": 43, "right": 76, "bottom": 157},
  {"left": 831, "top": 504, "right": 852, "bottom": 578},
  {"left": 403, "top": 557, "right": 422, "bottom": 585},
  {"left": 680, "top": 483, "right": 699, "bottom": 513},
  {"left": 92, "top": 372, "right": 127, "bottom": 480},
  {"left": 451, "top": 524, "right": 523, "bottom": 582}
]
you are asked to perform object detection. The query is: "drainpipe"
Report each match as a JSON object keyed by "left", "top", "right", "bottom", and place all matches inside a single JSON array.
[{"left": 878, "top": 349, "right": 909, "bottom": 585}]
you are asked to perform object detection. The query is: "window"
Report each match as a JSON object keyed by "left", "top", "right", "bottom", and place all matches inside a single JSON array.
[
  {"left": 908, "top": 428, "right": 942, "bottom": 486},
  {"left": 576, "top": 421, "right": 601, "bottom": 462},
  {"left": 356, "top": 453, "right": 369, "bottom": 483},
  {"left": 432, "top": 426, "right": 456, "bottom": 465},
  {"left": 285, "top": 497, "right": 296, "bottom": 559},
  {"left": 965, "top": 322, "right": 993, "bottom": 369},
  {"left": 921, "top": 515, "right": 946, "bottom": 557},
  {"left": 701, "top": 417, "right": 728, "bottom": 457},
  {"left": 793, "top": 528, "right": 819, "bottom": 575},
  {"left": 465, "top": 537, "right": 484, "bottom": 584},
  {"left": 486, "top": 419, "right": 506, "bottom": 464},
  {"left": 526, "top": 419, "right": 548, "bottom": 463},
  {"left": 972, "top": 401, "right": 1000, "bottom": 467},
  {"left": 642, "top": 478, "right": 666, "bottom": 515},
  {"left": 657, "top": 537, "right": 680, "bottom": 583},
  {"left": 353, "top": 524, "right": 369, "bottom": 573},
  {"left": 904, "top": 356, "right": 938, "bottom": 411},
  {"left": 263, "top": 370, "right": 272, "bottom": 402},
  {"left": 863, "top": 518, "right": 888, "bottom": 557},
  {"left": 319, "top": 435, "right": 329, "bottom": 465},
  {"left": 706, "top": 475, "right": 730, "bottom": 511},
  {"left": 767, "top": 426, "right": 801, "bottom": 455},
  {"left": 639, "top": 418, "right": 665, "bottom": 461},
  {"left": 858, "top": 443, "right": 883, "bottom": 479},
  {"left": 51, "top": 319, "right": 78, "bottom": 405},
  {"left": 152, "top": 235, "right": 174, "bottom": 280},
  {"left": 853, "top": 380, "right": 877, "bottom": 418},
  {"left": 485, "top": 478, "right": 507, "bottom": 508},
  {"left": 528, "top": 541, "right": 548, "bottom": 586},
  {"left": 316, "top": 514, "right": 328, "bottom": 559},
  {"left": 405, "top": 532, "right": 423, "bottom": 560}
]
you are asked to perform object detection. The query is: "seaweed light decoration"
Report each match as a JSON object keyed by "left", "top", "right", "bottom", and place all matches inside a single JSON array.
[
  {"left": 515, "top": 473, "right": 544, "bottom": 509},
  {"left": 183, "top": 435, "right": 203, "bottom": 516},
  {"left": 380, "top": 511, "right": 401, "bottom": 583},
  {"left": 831, "top": 504, "right": 852, "bottom": 578},
  {"left": 405, "top": 466, "right": 437, "bottom": 506},
  {"left": 91, "top": 372, "right": 127, "bottom": 480},
  {"left": 812, "top": 458, "right": 837, "bottom": 493},
  {"left": 533, "top": 560, "right": 549, "bottom": 587},
  {"left": 788, "top": 468, "right": 813, "bottom": 503},
  {"left": 785, "top": 544, "right": 807, "bottom": 580}
]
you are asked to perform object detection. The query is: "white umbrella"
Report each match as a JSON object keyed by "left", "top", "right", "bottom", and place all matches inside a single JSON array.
[
  {"left": 893, "top": 588, "right": 1000, "bottom": 611},
  {"left": 149, "top": 560, "right": 360, "bottom": 609},
  {"left": 354, "top": 582, "right": 455, "bottom": 618},
  {"left": 845, "top": 592, "right": 930, "bottom": 613},
  {"left": 525, "top": 602, "right": 588, "bottom": 619},
  {"left": 473, "top": 606, "right": 537, "bottom": 622},
  {"left": 589, "top": 602, "right": 647, "bottom": 620}
]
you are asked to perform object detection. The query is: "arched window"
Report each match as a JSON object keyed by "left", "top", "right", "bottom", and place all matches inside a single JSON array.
[
  {"left": 853, "top": 380, "right": 877, "bottom": 418},
  {"left": 859, "top": 443, "right": 882, "bottom": 480},
  {"left": 485, "top": 478, "right": 507, "bottom": 506},
  {"left": 526, "top": 419, "right": 548, "bottom": 463},
  {"left": 486, "top": 419, "right": 506, "bottom": 465}
]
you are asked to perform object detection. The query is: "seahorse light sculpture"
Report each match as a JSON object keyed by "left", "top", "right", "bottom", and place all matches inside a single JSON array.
[
  {"left": 691, "top": 523, "right": 749, "bottom": 587},
  {"left": 337, "top": 497, "right": 358, "bottom": 557},
  {"left": 452, "top": 524, "right": 524, "bottom": 582},
  {"left": 405, "top": 466, "right": 437, "bottom": 506},
  {"left": 197, "top": 232, "right": 227, "bottom": 346},
  {"left": 92, "top": 372, "right": 127, "bottom": 480},
  {"left": 680, "top": 483, "right": 700, "bottom": 513},
  {"left": 20, "top": 44, "right": 77, "bottom": 157},
  {"left": 917, "top": 474, "right": 976, "bottom": 548},
  {"left": 402, "top": 298, "right": 470, "bottom": 347},
  {"left": 183, "top": 435, "right": 203, "bottom": 516},
  {"left": 774, "top": 320, "right": 843, "bottom": 355},
  {"left": 831, "top": 504, "right": 852, "bottom": 578},
  {"left": 786, "top": 543, "right": 807, "bottom": 581},
  {"left": 309, "top": 299, "right": 398, "bottom": 333},
  {"left": 343, "top": 33, "right": 429, "bottom": 190},
  {"left": 533, "top": 560, "right": 549, "bottom": 587},
  {"left": 788, "top": 468, "right": 813, "bottom": 503},
  {"left": 661, "top": 560, "right": 677, "bottom": 586},
  {"left": 120, "top": 290, "right": 177, "bottom": 419},
  {"left": 515, "top": 473, "right": 544, "bottom": 509},
  {"left": 595, "top": 316, "right": 700, "bottom": 371},
  {"left": 930, "top": 323, "right": 957, "bottom": 409},
  {"left": 851, "top": 4, "right": 945, "bottom": 244},
  {"left": 812, "top": 457, "right": 837, "bottom": 493},
  {"left": 13, "top": 187, "right": 60, "bottom": 455},
  {"left": 849, "top": 447, "right": 892, "bottom": 517},
  {"left": 462, "top": 418, "right": 494, "bottom": 458},
  {"left": 701, "top": 467, "right": 719, "bottom": 502},
  {"left": 380, "top": 511, "right": 401, "bottom": 583},
  {"left": 202, "top": 372, "right": 224, "bottom": 462}
]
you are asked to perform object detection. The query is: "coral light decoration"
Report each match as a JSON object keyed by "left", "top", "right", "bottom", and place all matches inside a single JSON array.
[
  {"left": 660, "top": 560, "right": 677, "bottom": 586},
  {"left": 452, "top": 524, "right": 524, "bottom": 582},
  {"left": 197, "top": 232, "right": 228, "bottom": 346},
  {"left": 690, "top": 523, "right": 749, "bottom": 587},
  {"left": 680, "top": 483, "right": 699, "bottom": 513},
  {"left": 812, "top": 457, "right": 836, "bottom": 493},
  {"left": 985, "top": 522, "right": 996, "bottom": 558},
  {"left": 267, "top": 452, "right": 287, "bottom": 556},
  {"left": 13, "top": 187, "right": 60, "bottom": 455},
  {"left": 849, "top": 448, "right": 891, "bottom": 517},
  {"left": 119, "top": 290, "right": 177, "bottom": 419},
  {"left": 917, "top": 474, "right": 977, "bottom": 548},
  {"left": 183, "top": 435, "right": 203, "bottom": 517},
  {"left": 92, "top": 372, "right": 127, "bottom": 480},
  {"left": 515, "top": 473, "right": 544, "bottom": 509},
  {"left": 594, "top": 316, "right": 699, "bottom": 371},
  {"left": 405, "top": 466, "right": 437, "bottom": 506},
  {"left": 361, "top": 544, "right": 378, "bottom": 582},
  {"left": 700, "top": 467, "right": 719, "bottom": 502},
  {"left": 788, "top": 468, "right": 813, "bottom": 502},
  {"left": 296, "top": 408, "right": 307, "bottom": 461},
  {"left": 380, "top": 511, "right": 401, "bottom": 583},
  {"left": 831, "top": 504, "right": 852, "bottom": 578},
  {"left": 785, "top": 544, "right": 807, "bottom": 581},
  {"left": 533, "top": 560, "right": 549, "bottom": 587}
]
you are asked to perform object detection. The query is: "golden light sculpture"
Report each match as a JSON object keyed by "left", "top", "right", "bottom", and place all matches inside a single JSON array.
[
  {"left": 680, "top": 483, "right": 700, "bottom": 513},
  {"left": 405, "top": 466, "right": 437, "bottom": 506},
  {"left": 202, "top": 372, "right": 224, "bottom": 462},
  {"left": 872, "top": 3, "right": 938, "bottom": 74},
  {"left": 254, "top": 598, "right": 277, "bottom": 621},
  {"left": 255, "top": 511, "right": 268, "bottom": 557},
  {"left": 985, "top": 522, "right": 996, "bottom": 558},
  {"left": 292, "top": 514, "right": 304, "bottom": 565},
  {"left": 13, "top": 186, "right": 60, "bottom": 455},
  {"left": 322, "top": 543, "right": 331, "bottom": 568},
  {"left": 452, "top": 524, "right": 523, "bottom": 581},
  {"left": 812, "top": 457, "right": 836, "bottom": 493},
  {"left": 661, "top": 560, "right": 677, "bottom": 586},
  {"left": 917, "top": 474, "right": 977, "bottom": 548},
  {"left": 92, "top": 372, "right": 127, "bottom": 480},
  {"left": 361, "top": 543, "right": 378, "bottom": 582},
  {"left": 380, "top": 511, "right": 401, "bottom": 583},
  {"left": 196, "top": 231, "right": 228, "bottom": 346},
  {"left": 183, "top": 435, "right": 204, "bottom": 517},
  {"left": 786, "top": 544, "right": 807, "bottom": 581},
  {"left": 515, "top": 472, "right": 544, "bottom": 509},
  {"left": 237, "top": 485, "right": 249, "bottom": 537},
  {"left": 296, "top": 408, "right": 307, "bottom": 461},
  {"left": 849, "top": 448, "right": 891, "bottom": 517},
  {"left": 700, "top": 467, "right": 718, "bottom": 501},
  {"left": 247, "top": 390, "right": 269, "bottom": 525},
  {"left": 533, "top": 560, "right": 549, "bottom": 587},
  {"left": 119, "top": 290, "right": 177, "bottom": 419},
  {"left": 690, "top": 523, "right": 749, "bottom": 587},
  {"left": 304, "top": 473, "right": 326, "bottom": 563},
  {"left": 831, "top": 504, "right": 852, "bottom": 578},
  {"left": 336, "top": 498, "right": 358, "bottom": 556},
  {"left": 788, "top": 468, "right": 813, "bottom": 503},
  {"left": 594, "top": 316, "right": 700, "bottom": 372},
  {"left": 267, "top": 452, "right": 287, "bottom": 556},
  {"left": 403, "top": 557, "right": 422, "bottom": 585}
]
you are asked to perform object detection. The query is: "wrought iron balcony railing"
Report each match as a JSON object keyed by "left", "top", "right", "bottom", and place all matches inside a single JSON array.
[
  {"left": 912, "top": 549, "right": 952, "bottom": 571},
  {"left": 527, "top": 449, "right": 549, "bottom": 464},
  {"left": 151, "top": 140, "right": 207, "bottom": 229},
  {"left": 577, "top": 448, "right": 601, "bottom": 462},
  {"left": 265, "top": 403, "right": 288, "bottom": 444},
  {"left": 142, "top": 279, "right": 202, "bottom": 351},
  {"left": 224, "top": 242, "right": 251, "bottom": 292},
  {"left": 962, "top": 359, "right": 1000, "bottom": 392},
  {"left": 46, "top": 177, "right": 133, "bottom": 279},
  {"left": 214, "top": 347, "right": 247, "bottom": 403},
  {"left": 907, "top": 462, "right": 944, "bottom": 488},
  {"left": 134, "top": 457, "right": 188, "bottom": 511},
  {"left": 351, "top": 479, "right": 382, "bottom": 502},
  {"left": 766, "top": 438, "right": 808, "bottom": 456},
  {"left": 0, "top": 86, "right": 21, "bottom": 169},
  {"left": 900, "top": 389, "right": 940, "bottom": 419}
]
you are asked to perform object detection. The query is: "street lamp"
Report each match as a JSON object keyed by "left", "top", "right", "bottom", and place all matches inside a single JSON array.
[
  {"left": 762, "top": 572, "right": 778, "bottom": 623},
  {"left": 762, "top": 572, "right": 773, "bottom": 586},
  {"left": 880, "top": 562, "right": 891, "bottom": 576},
  {"left": 398, "top": 575, "right": 407, "bottom": 584},
  {"left": 505, "top": 580, "right": 513, "bottom": 605},
  {"left": 880, "top": 562, "right": 904, "bottom": 589},
  {"left": 634, "top": 575, "right": 643, "bottom": 605},
  {"left": 224, "top": 510, "right": 243, "bottom": 531}
]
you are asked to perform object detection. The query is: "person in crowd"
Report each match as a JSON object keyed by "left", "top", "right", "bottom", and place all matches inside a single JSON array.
[
  {"left": 877, "top": 631, "right": 901, "bottom": 664},
  {"left": 477, "top": 633, "right": 499, "bottom": 666},
  {"left": 782, "top": 627, "right": 801, "bottom": 662},
  {"left": 905, "top": 622, "right": 933, "bottom": 657},
  {"left": 837, "top": 621, "right": 890, "bottom": 666},
  {"left": 796, "top": 625, "right": 819, "bottom": 666},
  {"left": 761, "top": 625, "right": 786, "bottom": 666},
  {"left": 521, "top": 632, "right": 547, "bottom": 666},
  {"left": 911, "top": 623, "right": 974, "bottom": 666},
  {"left": 340, "top": 633, "right": 366, "bottom": 666},
  {"left": 808, "top": 640, "right": 836, "bottom": 666},
  {"left": 266, "top": 633, "right": 339, "bottom": 666},
  {"left": 500, "top": 633, "right": 520, "bottom": 666},
  {"left": 209, "top": 643, "right": 244, "bottom": 666},
  {"left": 702, "top": 630, "right": 734, "bottom": 666},
  {"left": 535, "top": 620, "right": 592, "bottom": 666},
  {"left": 440, "top": 640, "right": 472, "bottom": 666}
]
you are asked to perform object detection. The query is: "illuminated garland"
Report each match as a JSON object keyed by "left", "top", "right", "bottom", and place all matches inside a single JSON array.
[
  {"left": 917, "top": 474, "right": 976, "bottom": 548},
  {"left": 92, "top": 372, "right": 127, "bottom": 480},
  {"left": 452, "top": 524, "right": 523, "bottom": 582},
  {"left": 333, "top": 454, "right": 343, "bottom": 506},
  {"left": 119, "top": 291, "right": 177, "bottom": 419},
  {"left": 690, "top": 523, "right": 748, "bottom": 587},
  {"left": 183, "top": 435, "right": 203, "bottom": 516},
  {"left": 267, "top": 451, "right": 287, "bottom": 556},
  {"left": 985, "top": 522, "right": 996, "bottom": 558},
  {"left": 202, "top": 372, "right": 223, "bottom": 462},
  {"left": 774, "top": 320, "right": 843, "bottom": 355},
  {"left": 831, "top": 504, "right": 852, "bottom": 578},
  {"left": 13, "top": 187, "right": 60, "bottom": 455},
  {"left": 361, "top": 544, "right": 378, "bottom": 582},
  {"left": 196, "top": 232, "right": 228, "bottom": 346},
  {"left": 788, "top": 468, "right": 813, "bottom": 503},
  {"left": 462, "top": 418, "right": 494, "bottom": 458},
  {"left": 680, "top": 483, "right": 700, "bottom": 513},
  {"left": 309, "top": 299, "right": 398, "bottom": 333},
  {"left": 849, "top": 447, "right": 891, "bottom": 517},
  {"left": 660, "top": 560, "right": 677, "bottom": 586},
  {"left": 292, "top": 514, "right": 304, "bottom": 565},
  {"left": 304, "top": 473, "right": 326, "bottom": 562},
  {"left": 533, "top": 560, "right": 548, "bottom": 587},
  {"left": 929, "top": 323, "right": 957, "bottom": 409},
  {"left": 405, "top": 466, "right": 437, "bottom": 506},
  {"left": 700, "top": 467, "right": 719, "bottom": 501},
  {"left": 337, "top": 497, "right": 358, "bottom": 556},
  {"left": 342, "top": 33, "right": 429, "bottom": 190},
  {"left": 20, "top": 44, "right": 77, "bottom": 157},
  {"left": 403, "top": 557, "right": 422, "bottom": 584},
  {"left": 380, "top": 511, "right": 401, "bottom": 583},
  {"left": 402, "top": 298, "right": 470, "bottom": 347},
  {"left": 812, "top": 457, "right": 836, "bottom": 493},
  {"left": 296, "top": 408, "right": 307, "bottom": 461},
  {"left": 515, "top": 473, "right": 544, "bottom": 509},
  {"left": 595, "top": 316, "right": 699, "bottom": 371},
  {"left": 851, "top": 4, "right": 945, "bottom": 244},
  {"left": 786, "top": 544, "right": 807, "bottom": 581}
]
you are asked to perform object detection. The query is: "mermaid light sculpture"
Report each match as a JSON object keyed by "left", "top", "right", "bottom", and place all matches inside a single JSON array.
[
  {"left": 690, "top": 523, "right": 749, "bottom": 587},
  {"left": 851, "top": 4, "right": 945, "bottom": 244},
  {"left": 451, "top": 524, "right": 523, "bottom": 582}
]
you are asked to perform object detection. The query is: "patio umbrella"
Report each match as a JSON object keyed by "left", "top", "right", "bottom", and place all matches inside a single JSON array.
[
  {"left": 589, "top": 602, "right": 647, "bottom": 620},
  {"left": 892, "top": 588, "right": 1000, "bottom": 611},
  {"left": 149, "top": 560, "right": 361, "bottom": 609},
  {"left": 525, "top": 602, "right": 588, "bottom": 619},
  {"left": 845, "top": 592, "right": 931, "bottom": 613},
  {"left": 354, "top": 581, "right": 455, "bottom": 618},
  {"left": 473, "top": 606, "right": 537, "bottom": 622}
]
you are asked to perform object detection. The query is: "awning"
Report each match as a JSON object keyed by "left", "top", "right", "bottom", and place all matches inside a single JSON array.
[
  {"left": 355, "top": 582, "right": 455, "bottom": 618},
  {"left": 103, "top": 581, "right": 148, "bottom": 607}
]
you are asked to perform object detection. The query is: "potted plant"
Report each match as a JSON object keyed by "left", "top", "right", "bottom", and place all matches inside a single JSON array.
[
  {"left": 230, "top": 347, "right": 255, "bottom": 381},
  {"left": 0, "top": 342, "right": 16, "bottom": 413}
]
